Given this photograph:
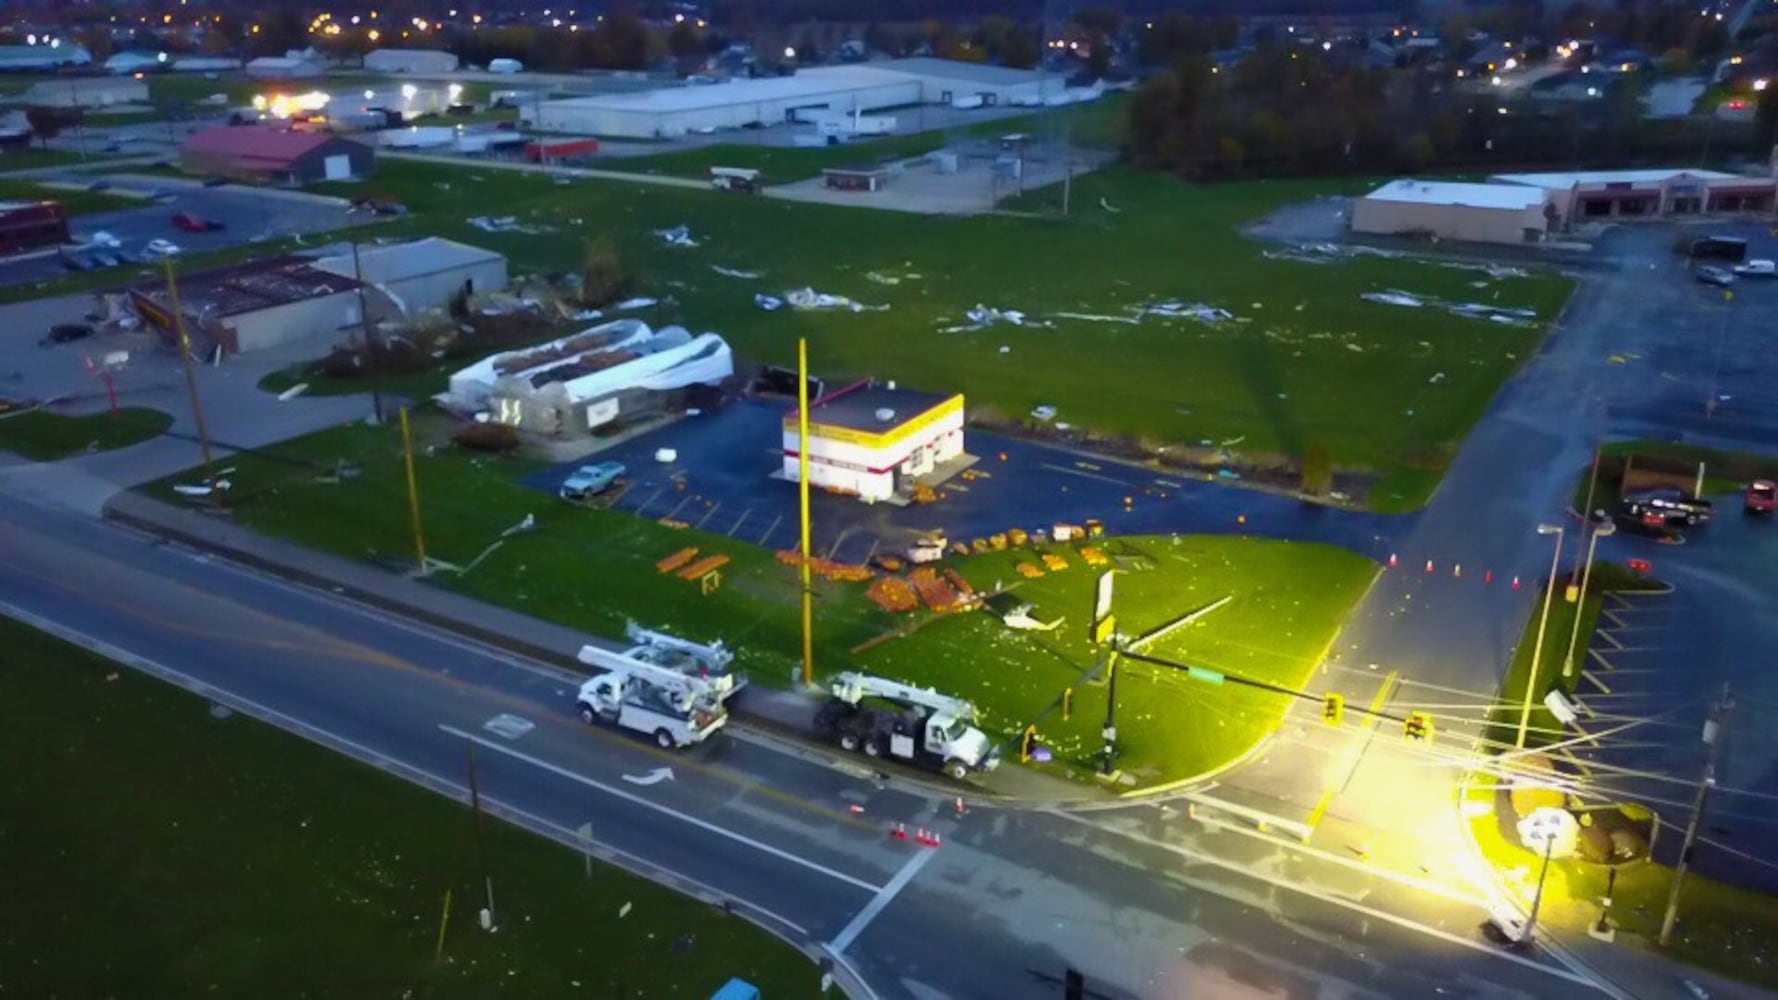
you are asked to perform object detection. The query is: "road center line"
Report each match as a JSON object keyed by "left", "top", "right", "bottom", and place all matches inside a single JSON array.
[
  {"left": 1048, "top": 810, "right": 1605, "bottom": 993},
  {"left": 438, "top": 724, "right": 883, "bottom": 894},
  {"left": 828, "top": 848, "right": 936, "bottom": 956}
]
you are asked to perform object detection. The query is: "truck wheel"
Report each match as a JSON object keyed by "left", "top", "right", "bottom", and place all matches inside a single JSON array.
[
  {"left": 577, "top": 703, "right": 597, "bottom": 725},
  {"left": 838, "top": 733, "right": 860, "bottom": 752},
  {"left": 654, "top": 729, "right": 676, "bottom": 749},
  {"left": 944, "top": 759, "right": 970, "bottom": 780},
  {"left": 863, "top": 738, "right": 883, "bottom": 758}
]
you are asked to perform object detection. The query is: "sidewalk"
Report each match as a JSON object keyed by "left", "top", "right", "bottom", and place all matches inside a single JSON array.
[{"left": 104, "top": 490, "right": 1108, "bottom": 805}]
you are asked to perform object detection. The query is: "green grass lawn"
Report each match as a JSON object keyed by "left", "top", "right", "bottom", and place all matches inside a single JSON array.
[
  {"left": 0, "top": 177, "right": 141, "bottom": 214},
  {"left": 0, "top": 406, "right": 171, "bottom": 461},
  {"left": 1575, "top": 440, "right": 1778, "bottom": 512},
  {"left": 610, "top": 95, "right": 1126, "bottom": 183},
  {"left": 0, "top": 618, "right": 821, "bottom": 998},
  {"left": 0, "top": 145, "right": 118, "bottom": 172},
  {"left": 1464, "top": 778, "right": 1778, "bottom": 990},
  {"left": 142, "top": 414, "right": 1374, "bottom": 787},
  {"left": 299, "top": 160, "right": 1571, "bottom": 511}
]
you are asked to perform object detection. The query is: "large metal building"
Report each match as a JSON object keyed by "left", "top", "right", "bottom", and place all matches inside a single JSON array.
[
  {"left": 533, "top": 58, "right": 1059, "bottom": 139},
  {"left": 1490, "top": 169, "right": 1778, "bottom": 224},
  {"left": 179, "top": 127, "right": 376, "bottom": 184},
  {"left": 364, "top": 48, "right": 460, "bottom": 74},
  {"left": 313, "top": 238, "right": 507, "bottom": 317},
  {"left": 1351, "top": 179, "right": 1552, "bottom": 245}
]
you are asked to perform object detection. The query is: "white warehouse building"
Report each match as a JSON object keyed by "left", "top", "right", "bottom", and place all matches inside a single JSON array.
[
  {"left": 364, "top": 48, "right": 460, "bottom": 74},
  {"left": 1351, "top": 179, "right": 1553, "bottom": 245},
  {"left": 782, "top": 381, "right": 966, "bottom": 504},
  {"left": 313, "top": 238, "right": 507, "bottom": 318},
  {"left": 534, "top": 58, "right": 1061, "bottom": 139}
]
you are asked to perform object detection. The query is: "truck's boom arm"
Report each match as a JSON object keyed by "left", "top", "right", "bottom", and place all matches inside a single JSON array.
[{"left": 830, "top": 671, "right": 978, "bottom": 721}]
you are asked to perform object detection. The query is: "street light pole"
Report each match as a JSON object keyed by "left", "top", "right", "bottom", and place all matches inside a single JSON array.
[
  {"left": 1562, "top": 521, "right": 1615, "bottom": 679},
  {"left": 1661, "top": 685, "right": 1733, "bottom": 946},
  {"left": 1523, "top": 818, "right": 1559, "bottom": 942},
  {"left": 1517, "top": 524, "right": 1566, "bottom": 749}
]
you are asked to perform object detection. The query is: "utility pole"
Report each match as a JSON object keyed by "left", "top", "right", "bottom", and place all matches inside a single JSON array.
[
  {"left": 1517, "top": 524, "right": 1565, "bottom": 748},
  {"left": 1523, "top": 816, "right": 1559, "bottom": 943},
  {"left": 1661, "top": 685, "right": 1733, "bottom": 946},
  {"left": 164, "top": 256, "right": 218, "bottom": 495},
  {"left": 465, "top": 745, "right": 497, "bottom": 931},
  {"left": 797, "top": 338, "right": 814, "bottom": 688},
  {"left": 399, "top": 406, "right": 428, "bottom": 573},
  {"left": 1099, "top": 642, "right": 1120, "bottom": 776},
  {"left": 351, "top": 241, "right": 384, "bottom": 424}
]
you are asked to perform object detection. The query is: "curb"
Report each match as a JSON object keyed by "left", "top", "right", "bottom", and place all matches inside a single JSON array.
[{"left": 100, "top": 492, "right": 1100, "bottom": 808}]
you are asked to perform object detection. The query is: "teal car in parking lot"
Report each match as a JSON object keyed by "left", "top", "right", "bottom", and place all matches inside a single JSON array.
[{"left": 558, "top": 461, "right": 626, "bottom": 502}]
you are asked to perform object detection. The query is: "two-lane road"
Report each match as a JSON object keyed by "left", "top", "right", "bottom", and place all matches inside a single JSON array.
[{"left": 0, "top": 488, "right": 1615, "bottom": 997}]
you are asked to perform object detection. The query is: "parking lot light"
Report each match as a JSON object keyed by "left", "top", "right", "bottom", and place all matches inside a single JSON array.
[
  {"left": 1518, "top": 524, "right": 1566, "bottom": 749},
  {"left": 1562, "top": 521, "right": 1615, "bottom": 679}
]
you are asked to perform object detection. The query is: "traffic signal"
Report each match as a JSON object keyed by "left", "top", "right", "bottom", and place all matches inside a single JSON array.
[
  {"left": 1021, "top": 724, "right": 1039, "bottom": 763},
  {"left": 1404, "top": 711, "right": 1434, "bottom": 742},
  {"left": 1322, "top": 693, "right": 1345, "bottom": 727}
]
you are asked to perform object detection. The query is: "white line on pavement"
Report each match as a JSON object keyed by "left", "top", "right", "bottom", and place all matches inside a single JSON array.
[
  {"left": 1048, "top": 811, "right": 1607, "bottom": 993},
  {"left": 438, "top": 724, "right": 884, "bottom": 894},
  {"left": 828, "top": 848, "right": 937, "bottom": 956}
]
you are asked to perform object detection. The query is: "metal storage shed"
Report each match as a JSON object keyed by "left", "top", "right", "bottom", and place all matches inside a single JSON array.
[
  {"left": 1351, "top": 179, "right": 1551, "bottom": 245},
  {"left": 364, "top": 48, "right": 461, "bottom": 74},
  {"left": 179, "top": 127, "right": 376, "bottom": 184}
]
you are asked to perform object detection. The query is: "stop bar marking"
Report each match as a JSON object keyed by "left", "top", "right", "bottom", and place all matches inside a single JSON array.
[{"left": 438, "top": 724, "right": 883, "bottom": 894}]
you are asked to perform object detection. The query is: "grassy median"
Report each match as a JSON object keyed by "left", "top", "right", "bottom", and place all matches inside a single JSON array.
[
  {"left": 143, "top": 413, "right": 1375, "bottom": 787},
  {"left": 0, "top": 406, "right": 170, "bottom": 461},
  {"left": 0, "top": 617, "right": 823, "bottom": 998}
]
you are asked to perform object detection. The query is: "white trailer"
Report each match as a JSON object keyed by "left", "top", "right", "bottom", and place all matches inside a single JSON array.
[
  {"left": 814, "top": 672, "right": 1000, "bottom": 779},
  {"left": 575, "top": 642, "right": 728, "bottom": 748}
]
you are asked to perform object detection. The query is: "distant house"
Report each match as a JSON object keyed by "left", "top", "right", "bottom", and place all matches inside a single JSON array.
[
  {"left": 179, "top": 127, "right": 376, "bottom": 184},
  {"left": 363, "top": 48, "right": 460, "bottom": 74},
  {"left": 22, "top": 77, "right": 148, "bottom": 108},
  {"left": 245, "top": 55, "right": 322, "bottom": 80}
]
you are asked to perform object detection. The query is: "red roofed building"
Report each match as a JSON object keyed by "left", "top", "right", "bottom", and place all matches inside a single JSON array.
[{"left": 179, "top": 126, "right": 376, "bottom": 184}]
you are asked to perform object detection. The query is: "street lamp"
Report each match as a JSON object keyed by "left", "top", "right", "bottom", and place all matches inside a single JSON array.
[
  {"left": 1522, "top": 806, "right": 1568, "bottom": 943},
  {"left": 1517, "top": 524, "right": 1566, "bottom": 749},
  {"left": 1562, "top": 520, "right": 1615, "bottom": 678}
]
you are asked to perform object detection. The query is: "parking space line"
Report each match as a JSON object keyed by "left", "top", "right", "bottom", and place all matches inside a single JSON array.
[
  {"left": 631, "top": 487, "right": 664, "bottom": 518},
  {"left": 729, "top": 508, "right": 751, "bottom": 536},
  {"left": 1583, "top": 671, "right": 1613, "bottom": 695},
  {"left": 1039, "top": 462, "right": 1133, "bottom": 487},
  {"left": 757, "top": 514, "right": 782, "bottom": 546},
  {"left": 663, "top": 494, "right": 696, "bottom": 521},
  {"left": 438, "top": 725, "right": 884, "bottom": 894},
  {"left": 695, "top": 500, "right": 722, "bottom": 529}
]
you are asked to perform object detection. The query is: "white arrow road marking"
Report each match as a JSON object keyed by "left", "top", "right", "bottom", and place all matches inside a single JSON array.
[
  {"left": 438, "top": 724, "right": 882, "bottom": 894},
  {"left": 622, "top": 767, "right": 675, "bottom": 786}
]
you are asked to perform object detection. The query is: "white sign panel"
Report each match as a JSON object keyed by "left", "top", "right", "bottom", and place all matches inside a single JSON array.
[{"left": 585, "top": 397, "right": 619, "bottom": 429}]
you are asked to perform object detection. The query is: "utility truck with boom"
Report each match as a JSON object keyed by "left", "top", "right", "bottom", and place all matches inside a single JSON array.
[
  {"left": 594, "top": 622, "right": 748, "bottom": 703},
  {"left": 815, "top": 672, "right": 1000, "bottom": 779},
  {"left": 575, "top": 638, "right": 729, "bottom": 749}
]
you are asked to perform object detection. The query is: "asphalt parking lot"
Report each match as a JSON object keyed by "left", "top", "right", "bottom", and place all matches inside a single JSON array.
[
  {"left": 523, "top": 398, "right": 1405, "bottom": 566},
  {"left": 0, "top": 176, "right": 364, "bottom": 290}
]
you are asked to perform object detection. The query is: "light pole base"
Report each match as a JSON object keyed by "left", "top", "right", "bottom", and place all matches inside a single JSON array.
[{"left": 1588, "top": 924, "right": 1617, "bottom": 943}]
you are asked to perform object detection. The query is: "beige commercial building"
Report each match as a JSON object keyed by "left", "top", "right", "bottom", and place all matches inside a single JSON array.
[{"left": 1352, "top": 179, "right": 1552, "bottom": 245}]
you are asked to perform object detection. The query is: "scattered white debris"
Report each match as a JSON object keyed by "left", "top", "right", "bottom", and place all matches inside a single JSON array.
[
  {"left": 783, "top": 287, "right": 886, "bottom": 312},
  {"left": 754, "top": 293, "right": 784, "bottom": 311},
  {"left": 1099, "top": 197, "right": 1123, "bottom": 214},
  {"left": 1140, "top": 301, "right": 1234, "bottom": 323},
  {"left": 999, "top": 345, "right": 1011, "bottom": 354},
  {"left": 276, "top": 383, "right": 309, "bottom": 402},
  {"left": 1429, "top": 372, "right": 1446, "bottom": 384},
  {"left": 1363, "top": 291, "right": 1425, "bottom": 308},
  {"left": 655, "top": 448, "right": 678, "bottom": 463},
  {"left": 653, "top": 224, "right": 699, "bottom": 247},
  {"left": 468, "top": 216, "right": 547, "bottom": 234},
  {"left": 1031, "top": 405, "right": 1058, "bottom": 422},
  {"left": 710, "top": 265, "right": 759, "bottom": 279},
  {"left": 613, "top": 297, "right": 657, "bottom": 311},
  {"left": 574, "top": 308, "right": 604, "bottom": 321},
  {"left": 1052, "top": 311, "right": 1140, "bottom": 325}
]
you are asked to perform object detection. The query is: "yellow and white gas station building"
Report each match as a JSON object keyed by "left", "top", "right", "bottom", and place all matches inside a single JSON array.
[{"left": 782, "top": 381, "right": 965, "bottom": 502}]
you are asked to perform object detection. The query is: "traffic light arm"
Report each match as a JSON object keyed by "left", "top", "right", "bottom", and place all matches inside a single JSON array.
[{"left": 1115, "top": 649, "right": 1414, "bottom": 727}]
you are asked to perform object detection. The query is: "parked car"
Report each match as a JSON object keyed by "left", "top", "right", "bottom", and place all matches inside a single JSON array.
[
  {"left": 1694, "top": 265, "right": 1735, "bottom": 287},
  {"left": 1748, "top": 479, "right": 1777, "bottom": 515},
  {"left": 143, "top": 239, "right": 181, "bottom": 258},
  {"left": 559, "top": 462, "right": 626, "bottom": 501},
  {"left": 39, "top": 323, "right": 94, "bottom": 346},
  {"left": 1620, "top": 487, "right": 1714, "bottom": 527},
  {"left": 1734, "top": 259, "right": 1777, "bottom": 277},
  {"left": 171, "top": 211, "right": 223, "bottom": 232}
]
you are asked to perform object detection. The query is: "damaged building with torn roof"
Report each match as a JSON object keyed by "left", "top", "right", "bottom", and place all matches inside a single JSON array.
[
  {"left": 443, "top": 319, "right": 734, "bottom": 438},
  {"left": 127, "top": 239, "right": 506, "bottom": 356}
]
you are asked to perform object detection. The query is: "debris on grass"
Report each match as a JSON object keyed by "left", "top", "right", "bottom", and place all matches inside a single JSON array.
[
  {"left": 1363, "top": 289, "right": 1537, "bottom": 326},
  {"left": 777, "top": 287, "right": 887, "bottom": 312},
  {"left": 754, "top": 293, "right": 783, "bottom": 311},
  {"left": 653, "top": 224, "right": 700, "bottom": 247},
  {"left": 710, "top": 265, "right": 760, "bottom": 279},
  {"left": 1139, "top": 301, "right": 1234, "bottom": 323}
]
